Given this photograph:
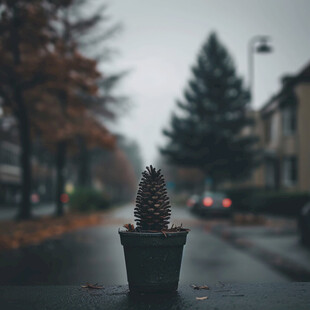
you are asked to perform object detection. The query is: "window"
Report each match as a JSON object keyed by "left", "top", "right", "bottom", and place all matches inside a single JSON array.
[
  {"left": 264, "top": 117, "right": 272, "bottom": 143},
  {"left": 264, "top": 114, "right": 279, "bottom": 144},
  {"left": 270, "top": 113, "right": 279, "bottom": 142},
  {"left": 282, "top": 106, "right": 297, "bottom": 136},
  {"left": 265, "top": 160, "right": 276, "bottom": 188},
  {"left": 282, "top": 157, "right": 297, "bottom": 187},
  {"left": 0, "top": 145, "right": 20, "bottom": 166}
]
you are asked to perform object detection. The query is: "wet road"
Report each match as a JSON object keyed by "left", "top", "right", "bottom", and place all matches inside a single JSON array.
[{"left": 0, "top": 204, "right": 302, "bottom": 285}]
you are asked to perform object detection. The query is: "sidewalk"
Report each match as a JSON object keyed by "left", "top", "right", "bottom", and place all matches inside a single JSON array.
[
  {"left": 245, "top": 234, "right": 310, "bottom": 272},
  {"left": 213, "top": 222, "right": 310, "bottom": 281},
  {"left": 0, "top": 203, "right": 56, "bottom": 221},
  {"left": 0, "top": 211, "right": 105, "bottom": 251}
]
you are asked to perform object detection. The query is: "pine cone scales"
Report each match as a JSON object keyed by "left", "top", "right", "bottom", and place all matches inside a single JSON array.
[{"left": 134, "top": 165, "right": 171, "bottom": 231}]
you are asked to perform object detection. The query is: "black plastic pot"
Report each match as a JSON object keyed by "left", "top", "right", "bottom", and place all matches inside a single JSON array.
[{"left": 119, "top": 231, "right": 188, "bottom": 293}]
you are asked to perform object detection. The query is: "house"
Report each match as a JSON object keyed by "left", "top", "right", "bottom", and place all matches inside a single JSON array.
[
  {"left": 0, "top": 117, "right": 21, "bottom": 205},
  {"left": 249, "top": 62, "right": 310, "bottom": 192}
]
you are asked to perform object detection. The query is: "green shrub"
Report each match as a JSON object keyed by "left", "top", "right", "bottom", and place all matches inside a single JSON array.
[
  {"left": 226, "top": 188, "right": 310, "bottom": 217},
  {"left": 69, "top": 187, "right": 110, "bottom": 212},
  {"left": 225, "top": 188, "right": 264, "bottom": 212},
  {"left": 251, "top": 191, "right": 310, "bottom": 216}
]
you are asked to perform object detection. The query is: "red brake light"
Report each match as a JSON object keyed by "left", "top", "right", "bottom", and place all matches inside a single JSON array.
[
  {"left": 187, "top": 199, "right": 195, "bottom": 207},
  {"left": 203, "top": 197, "right": 213, "bottom": 207},
  {"left": 222, "top": 198, "right": 232, "bottom": 208}
]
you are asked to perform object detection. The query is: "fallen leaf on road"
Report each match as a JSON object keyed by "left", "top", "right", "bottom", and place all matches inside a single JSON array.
[
  {"left": 196, "top": 296, "right": 208, "bottom": 300},
  {"left": 217, "top": 281, "right": 226, "bottom": 288},
  {"left": 81, "top": 283, "right": 104, "bottom": 289},
  {"left": 191, "top": 284, "right": 209, "bottom": 290}
]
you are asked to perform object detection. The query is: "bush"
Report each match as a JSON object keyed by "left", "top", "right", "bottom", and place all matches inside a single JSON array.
[
  {"left": 226, "top": 188, "right": 310, "bottom": 217},
  {"left": 225, "top": 188, "right": 262, "bottom": 212},
  {"left": 69, "top": 187, "right": 110, "bottom": 212},
  {"left": 251, "top": 191, "right": 310, "bottom": 217}
]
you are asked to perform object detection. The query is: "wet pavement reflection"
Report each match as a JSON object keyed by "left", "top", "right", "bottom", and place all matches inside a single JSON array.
[{"left": 0, "top": 204, "right": 309, "bottom": 285}]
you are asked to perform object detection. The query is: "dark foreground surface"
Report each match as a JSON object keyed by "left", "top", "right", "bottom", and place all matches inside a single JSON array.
[{"left": 1, "top": 283, "right": 310, "bottom": 310}]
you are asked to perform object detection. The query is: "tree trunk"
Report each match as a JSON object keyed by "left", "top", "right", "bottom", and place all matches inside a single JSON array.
[
  {"left": 77, "top": 137, "right": 91, "bottom": 187},
  {"left": 12, "top": 3, "right": 32, "bottom": 219},
  {"left": 55, "top": 141, "right": 67, "bottom": 217},
  {"left": 16, "top": 106, "right": 32, "bottom": 219}
]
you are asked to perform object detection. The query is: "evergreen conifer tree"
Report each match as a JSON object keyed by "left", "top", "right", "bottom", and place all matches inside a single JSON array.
[{"left": 161, "top": 33, "right": 258, "bottom": 189}]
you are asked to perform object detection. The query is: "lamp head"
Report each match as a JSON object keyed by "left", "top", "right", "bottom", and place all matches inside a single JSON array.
[{"left": 256, "top": 40, "right": 273, "bottom": 53}]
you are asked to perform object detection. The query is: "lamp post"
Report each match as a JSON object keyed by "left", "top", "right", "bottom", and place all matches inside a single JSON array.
[{"left": 248, "top": 36, "right": 273, "bottom": 108}]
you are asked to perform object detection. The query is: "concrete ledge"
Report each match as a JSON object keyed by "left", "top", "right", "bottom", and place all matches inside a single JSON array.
[{"left": 0, "top": 283, "right": 310, "bottom": 309}]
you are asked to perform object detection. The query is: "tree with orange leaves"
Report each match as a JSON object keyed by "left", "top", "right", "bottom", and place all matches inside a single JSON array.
[
  {"left": 0, "top": 0, "right": 58, "bottom": 219},
  {"left": 93, "top": 147, "right": 137, "bottom": 203},
  {"left": 31, "top": 41, "right": 117, "bottom": 216},
  {"left": 42, "top": 0, "right": 123, "bottom": 216},
  {"left": 0, "top": 0, "right": 123, "bottom": 218}
]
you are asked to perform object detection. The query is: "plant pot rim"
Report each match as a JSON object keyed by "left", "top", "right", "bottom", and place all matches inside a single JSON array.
[{"left": 119, "top": 230, "right": 189, "bottom": 237}]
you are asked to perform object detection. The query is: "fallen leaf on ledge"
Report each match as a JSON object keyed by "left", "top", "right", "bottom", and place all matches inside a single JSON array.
[
  {"left": 161, "top": 230, "right": 167, "bottom": 238},
  {"left": 81, "top": 283, "right": 104, "bottom": 289},
  {"left": 196, "top": 296, "right": 208, "bottom": 300},
  {"left": 123, "top": 224, "right": 135, "bottom": 232}
]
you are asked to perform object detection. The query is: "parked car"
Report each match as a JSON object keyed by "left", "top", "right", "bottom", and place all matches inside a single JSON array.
[
  {"left": 298, "top": 202, "right": 310, "bottom": 246},
  {"left": 190, "top": 191, "right": 233, "bottom": 218}
]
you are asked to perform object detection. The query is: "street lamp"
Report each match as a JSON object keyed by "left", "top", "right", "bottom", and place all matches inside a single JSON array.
[{"left": 248, "top": 36, "right": 273, "bottom": 108}]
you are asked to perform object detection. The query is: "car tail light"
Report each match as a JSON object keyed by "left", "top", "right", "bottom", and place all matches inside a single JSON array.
[
  {"left": 60, "top": 193, "right": 69, "bottom": 204},
  {"left": 222, "top": 198, "right": 232, "bottom": 208},
  {"left": 187, "top": 199, "right": 195, "bottom": 207},
  {"left": 203, "top": 197, "right": 213, "bottom": 207}
]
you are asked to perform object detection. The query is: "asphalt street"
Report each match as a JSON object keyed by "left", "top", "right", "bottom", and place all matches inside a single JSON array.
[{"left": 2, "top": 204, "right": 306, "bottom": 285}]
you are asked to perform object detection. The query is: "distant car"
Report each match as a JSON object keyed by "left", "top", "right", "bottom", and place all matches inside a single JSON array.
[
  {"left": 298, "top": 202, "right": 310, "bottom": 246},
  {"left": 191, "top": 191, "right": 233, "bottom": 218}
]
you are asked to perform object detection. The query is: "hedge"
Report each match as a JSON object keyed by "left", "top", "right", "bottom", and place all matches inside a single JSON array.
[
  {"left": 69, "top": 187, "right": 110, "bottom": 212},
  {"left": 225, "top": 188, "right": 310, "bottom": 217}
]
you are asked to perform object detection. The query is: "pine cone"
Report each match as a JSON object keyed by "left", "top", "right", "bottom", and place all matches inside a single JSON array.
[{"left": 134, "top": 165, "right": 171, "bottom": 231}]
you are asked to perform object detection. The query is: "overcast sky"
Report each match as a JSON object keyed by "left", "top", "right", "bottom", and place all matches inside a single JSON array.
[{"left": 104, "top": 0, "right": 310, "bottom": 165}]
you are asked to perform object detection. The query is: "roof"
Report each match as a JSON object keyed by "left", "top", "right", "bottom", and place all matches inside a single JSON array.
[{"left": 260, "top": 61, "right": 310, "bottom": 115}]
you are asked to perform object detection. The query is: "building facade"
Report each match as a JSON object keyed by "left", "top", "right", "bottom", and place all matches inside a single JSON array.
[
  {"left": 249, "top": 63, "right": 310, "bottom": 192},
  {"left": 0, "top": 116, "right": 55, "bottom": 206}
]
